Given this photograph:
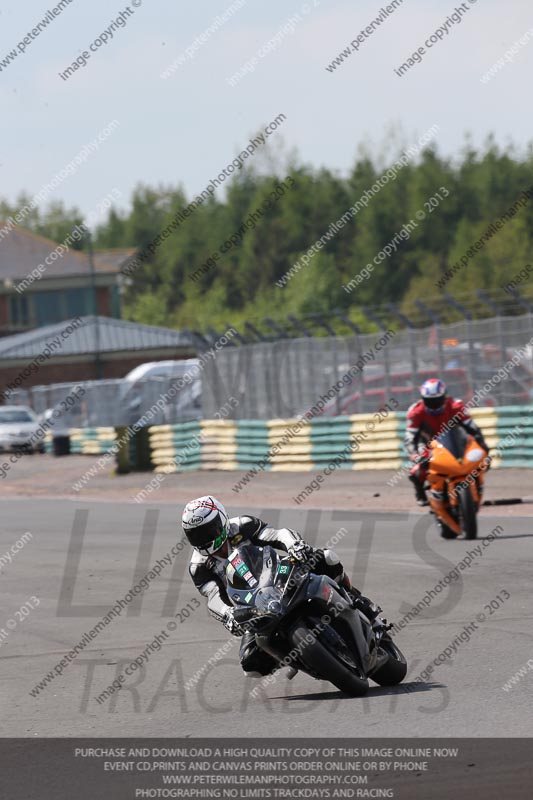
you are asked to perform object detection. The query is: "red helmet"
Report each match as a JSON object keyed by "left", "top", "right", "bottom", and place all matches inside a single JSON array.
[{"left": 420, "top": 378, "right": 446, "bottom": 415}]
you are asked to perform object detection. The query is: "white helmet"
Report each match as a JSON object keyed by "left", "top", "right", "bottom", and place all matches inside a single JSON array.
[{"left": 182, "top": 495, "right": 229, "bottom": 555}]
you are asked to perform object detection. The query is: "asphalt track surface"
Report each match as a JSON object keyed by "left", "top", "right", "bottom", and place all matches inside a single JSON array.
[{"left": 1, "top": 497, "right": 532, "bottom": 739}]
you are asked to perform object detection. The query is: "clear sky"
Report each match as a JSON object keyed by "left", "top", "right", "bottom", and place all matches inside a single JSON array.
[{"left": 1, "top": 0, "right": 532, "bottom": 227}]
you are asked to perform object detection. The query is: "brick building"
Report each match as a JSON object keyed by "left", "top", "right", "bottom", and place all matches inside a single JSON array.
[{"left": 0, "top": 223, "right": 134, "bottom": 336}]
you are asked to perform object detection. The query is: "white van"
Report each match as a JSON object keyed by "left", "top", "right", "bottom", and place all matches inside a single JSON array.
[{"left": 121, "top": 359, "right": 201, "bottom": 424}]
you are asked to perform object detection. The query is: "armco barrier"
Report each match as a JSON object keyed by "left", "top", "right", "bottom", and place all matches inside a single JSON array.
[{"left": 147, "top": 406, "right": 532, "bottom": 473}]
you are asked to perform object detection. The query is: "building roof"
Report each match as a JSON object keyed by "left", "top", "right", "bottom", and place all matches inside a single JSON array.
[
  {"left": 0, "top": 316, "right": 198, "bottom": 361},
  {"left": 0, "top": 224, "right": 135, "bottom": 281},
  {"left": 91, "top": 248, "right": 137, "bottom": 274}
]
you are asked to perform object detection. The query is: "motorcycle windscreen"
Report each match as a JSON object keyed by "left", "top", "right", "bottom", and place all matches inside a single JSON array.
[
  {"left": 226, "top": 544, "right": 264, "bottom": 590},
  {"left": 435, "top": 426, "right": 468, "bottom": 460}
]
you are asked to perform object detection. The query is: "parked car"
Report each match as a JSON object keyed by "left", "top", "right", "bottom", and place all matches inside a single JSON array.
[{"left": 0, "top": 406, "right": 44, "bottom": 453}]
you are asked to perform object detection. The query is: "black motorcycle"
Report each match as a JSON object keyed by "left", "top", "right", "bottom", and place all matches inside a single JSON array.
[{"left": 226, "top": 543, "right": 407, "bottom": 696}]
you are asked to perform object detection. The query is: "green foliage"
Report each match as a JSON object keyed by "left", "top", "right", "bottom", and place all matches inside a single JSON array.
[
  {"left": 0, "top": 195, "right": 85, "bottom": 249},
  {"left": 4, "top": 136, "right": 533, "bottom": 331}
]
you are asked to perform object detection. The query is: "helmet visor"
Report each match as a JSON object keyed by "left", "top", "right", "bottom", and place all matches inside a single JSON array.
[
  {"left": 423, "top": 395, "right": 445, "bottom": 410},
  {"left": 193, "top": 516, "right": 227, "bottom": 555}
]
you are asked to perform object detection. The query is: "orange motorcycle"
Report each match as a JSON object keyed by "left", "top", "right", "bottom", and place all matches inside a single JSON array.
[{"left": 425, "top": 426, "right": 489, "bottom": 539}]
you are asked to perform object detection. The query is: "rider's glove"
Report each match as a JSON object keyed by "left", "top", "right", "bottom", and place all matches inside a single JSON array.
[
  {"left": 287, "top": 540, "right": 313, "bottom": 562},
  {"left": 223, "top": 608, "right": 243, "bottom": 636},
  {"left": 409, "top": 452, "right": 428, "bottom": 465}
]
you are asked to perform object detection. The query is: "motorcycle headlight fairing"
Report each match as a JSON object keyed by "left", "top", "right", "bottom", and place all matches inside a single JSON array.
[{"left": 255, "top": 586, "right": 283, "bottom": 616}]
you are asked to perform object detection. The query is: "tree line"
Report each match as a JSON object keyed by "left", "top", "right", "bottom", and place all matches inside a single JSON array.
[{"left": 2, "top": 134, "right": 532, "bottom": 333}]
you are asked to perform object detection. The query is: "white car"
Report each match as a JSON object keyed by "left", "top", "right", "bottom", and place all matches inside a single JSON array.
[{"left": 0, "top": 406, "right": 44, "bottom": 453}]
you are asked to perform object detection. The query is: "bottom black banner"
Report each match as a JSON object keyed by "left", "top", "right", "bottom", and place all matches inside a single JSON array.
[{"left": 1, "top": 738, "right": 531, "bottom": 799}]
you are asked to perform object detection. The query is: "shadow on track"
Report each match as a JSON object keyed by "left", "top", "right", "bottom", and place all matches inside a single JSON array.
[
  {"left": 270, "top": 680, "right": 445, "bottom": 702},
  {"left": 478, "top": 533, "right": 533, "bottom": 540}
]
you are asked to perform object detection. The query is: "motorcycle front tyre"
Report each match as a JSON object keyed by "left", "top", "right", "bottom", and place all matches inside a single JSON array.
[
  {"left": 289, "top": 620, "right": 369, "bottom": 696},
  {"left": 371, "top": 635, "right": 408, "bottom": 686},
  {"left": 458, "top": 485, "right": 477, "bottom": 539}
]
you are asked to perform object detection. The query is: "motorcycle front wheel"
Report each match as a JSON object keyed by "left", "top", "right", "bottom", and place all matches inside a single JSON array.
[
  {"left": 458, "top": 484, "right": 477, "bottom": 539},
  {"left": 289, "top": 621, "right": 369, "bottom": 696},
  {"left": 371, "top": 635, "right": 408, "bottom": 686}
]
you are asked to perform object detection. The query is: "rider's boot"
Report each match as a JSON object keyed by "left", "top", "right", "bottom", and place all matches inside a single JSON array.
[
  {"left": 339, "top": 574, "right": 382, "bottom": 622},
  {"left": 409, "top": 474, "right": 429, "bottom": 506}
]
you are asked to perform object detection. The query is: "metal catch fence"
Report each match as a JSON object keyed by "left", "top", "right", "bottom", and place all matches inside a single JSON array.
[
  {"left": 201, "top": 313, "right": 533, "bottom": 419},
  {"left": 6, "top": 374, "right": 201, "bottom": 430},
  {"left": 6, "top": 313, "right": 533, "bottom": 425}
]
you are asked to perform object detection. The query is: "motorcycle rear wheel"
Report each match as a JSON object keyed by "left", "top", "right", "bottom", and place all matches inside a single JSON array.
[
  {"left": 458, "top": 485, "right": 477, "bottom": 539},
  {"left": 289, "top": 621, "right": 369, "bottom": 696}
]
